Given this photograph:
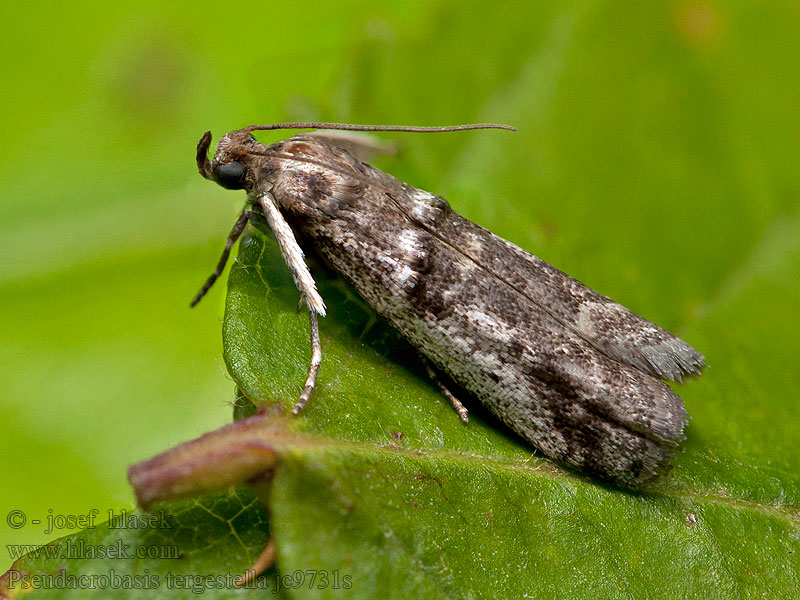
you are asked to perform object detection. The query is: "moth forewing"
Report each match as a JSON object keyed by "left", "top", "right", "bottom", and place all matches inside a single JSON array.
[{"left": 195, "top": 123, "right": 705, "bottom": 488}]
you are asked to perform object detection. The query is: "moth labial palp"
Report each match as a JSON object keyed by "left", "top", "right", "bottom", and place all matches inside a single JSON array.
[{"left": 193, "top": 121, "right": 705, "bottom": 489}]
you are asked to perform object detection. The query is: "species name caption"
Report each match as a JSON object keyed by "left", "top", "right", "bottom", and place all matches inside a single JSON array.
[{"left": 192, "top": 121, "right": 705, "bottom": 488}]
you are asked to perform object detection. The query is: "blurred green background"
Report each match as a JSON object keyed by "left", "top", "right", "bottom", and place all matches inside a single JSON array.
[{"left": 2, "top": 0, "right": 799, "bottom": 573}]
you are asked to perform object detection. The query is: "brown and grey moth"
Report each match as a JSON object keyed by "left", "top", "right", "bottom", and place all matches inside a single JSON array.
[{"left": 193, "top": 122, "right": 705, "bottom": 489}]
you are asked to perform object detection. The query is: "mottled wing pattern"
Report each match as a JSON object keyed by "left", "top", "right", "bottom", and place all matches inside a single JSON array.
[
  {"left": 260, "top": 134, "right": 701, "bottom": 487},
  {"left": 392, "top": 192, "right": 705, "bottom": 382},
  {"left": 290, "top": 134, "right": 705, "bottom": 381}
]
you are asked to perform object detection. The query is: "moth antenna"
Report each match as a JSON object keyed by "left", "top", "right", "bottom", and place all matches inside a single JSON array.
[
  {"left": 196, "top": 131, "right": 214, "bottom": 179},
  {"left": 242, "top": 122, "right": 517, "bottom": 134}
]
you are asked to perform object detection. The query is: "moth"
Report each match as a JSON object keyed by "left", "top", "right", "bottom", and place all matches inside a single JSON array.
[{"left": 193, "top": 122, "right": 704, "bottom": 488}]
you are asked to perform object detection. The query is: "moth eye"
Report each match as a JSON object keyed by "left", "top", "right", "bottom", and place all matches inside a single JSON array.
[{"left": 214, "top": 160, "right": 247, "bottom": 190}]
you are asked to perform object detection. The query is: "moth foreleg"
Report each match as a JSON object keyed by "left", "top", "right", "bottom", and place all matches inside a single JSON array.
[
  {"left": 256, "top": 191, "right": 326, "bottom": 412},
  {"left": 424, "top": 362, "right": 469, "bottom": 423},
  {"left": 190, "top": 208, "right": 251, "bottom": 307},
  {"left": 293, "top": 309, "right": 322, "bottom": 415},
  {"left": 256, "top": 192, "right": 326, "bottom": 317}
]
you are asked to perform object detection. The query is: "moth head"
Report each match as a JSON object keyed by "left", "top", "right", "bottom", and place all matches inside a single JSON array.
[{"left": 196, "top": 130, "right": 253, "bottom": 191}]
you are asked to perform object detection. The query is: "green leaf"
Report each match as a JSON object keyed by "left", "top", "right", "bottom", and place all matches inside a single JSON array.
[{"left": 1, "top": 491, "right": 280, "bottom": 599}]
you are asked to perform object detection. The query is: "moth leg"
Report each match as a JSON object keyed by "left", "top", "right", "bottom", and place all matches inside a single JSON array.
[
  {"left": 424, "top": 363, "right": 469, "bottom": 423},
  {"left": 256, "top": 192, "right": 326, "bottom": 316},
  {"left": 256, "top": 191, "right": 326, "bottom": 412},
  {"left": 293, "top": 309, "right": 322, "bottom": 414},
  {"left": 234, "top": 536, "right": 276, "bottom": 588},
  {"left": 190, "top": 208, "right": 250, "bottom": 307}
]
